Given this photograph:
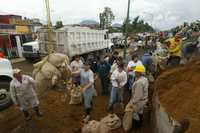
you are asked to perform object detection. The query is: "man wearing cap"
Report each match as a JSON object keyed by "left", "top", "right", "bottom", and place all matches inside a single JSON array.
[
  {"left": 10, "top": 69, "right": 42, "bottom": 121},
  {"left": 72, "top": 62, "right": 96, "bottom": 123},
  {"left": 125, "top": 65, "right": 149, "bottom": 128}
]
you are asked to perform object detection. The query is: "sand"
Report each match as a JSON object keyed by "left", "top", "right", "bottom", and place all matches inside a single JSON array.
[{"left": 155, "top": 58, "right": 200, "bottom": 133}]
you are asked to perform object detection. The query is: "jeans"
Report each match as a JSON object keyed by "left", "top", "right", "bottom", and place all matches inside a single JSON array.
[
  {"left": 73, "top": 75, "right": 80, "bottom": 85},
  {"left": 83, "top": 87, "right": 95, "bottom": 110},
  {"left": 128, "top": 75, "right": 134, "bottom": 90},
  {"left": 108, "top": 86, "right": 123, "bottom": 111},
  {"left": 100, "top": 77, "right": 109, "bottom": 95}
]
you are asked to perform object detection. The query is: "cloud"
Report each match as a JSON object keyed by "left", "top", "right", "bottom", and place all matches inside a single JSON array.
[{"left": 0, "top": 0, "right": 200, "bottom": 30}]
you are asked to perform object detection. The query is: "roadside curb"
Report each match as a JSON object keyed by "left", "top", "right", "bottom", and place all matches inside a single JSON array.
[{"left": 11, "top": 58, "right": 26, "bottom": 64}]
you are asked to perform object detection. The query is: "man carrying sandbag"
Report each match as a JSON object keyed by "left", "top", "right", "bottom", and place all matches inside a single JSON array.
[
  {"left": 72, "top": 62, "right": 96, "bottom": 123},
  {"left": 123, "top": 65, "right": 148, "bottom": 131},
  {"left": 10, "top": 69, "right": 43, "bottom": 121}
]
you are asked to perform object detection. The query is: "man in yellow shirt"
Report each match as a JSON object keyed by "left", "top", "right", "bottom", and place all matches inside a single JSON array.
[{"left": 166, "top": 34, "right": 182, "bottom": 66}]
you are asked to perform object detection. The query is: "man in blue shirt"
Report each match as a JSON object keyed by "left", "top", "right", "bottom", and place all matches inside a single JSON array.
[
  {"left": 97, "top": 57, "right": 111, "bottom": 95},
  {"left": 141, "top": 52, "right": 155, "bottom": 74}
]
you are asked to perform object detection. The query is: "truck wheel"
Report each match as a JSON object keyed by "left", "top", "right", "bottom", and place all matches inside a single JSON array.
[{"left": 0, "top": 89, "right": 13, "bottom": 111}]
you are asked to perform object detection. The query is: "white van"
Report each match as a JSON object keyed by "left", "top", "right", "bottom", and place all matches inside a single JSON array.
[
  {"left": 0, "top": 58, "right": 13, "bottom": 110},
  {"left": 22, "top": 41, "right": 40, "bottom": 60}
]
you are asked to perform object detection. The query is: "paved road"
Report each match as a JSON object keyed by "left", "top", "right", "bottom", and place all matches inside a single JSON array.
[{"left": 12, "top": 61, "right": 34, "bottom": 76}]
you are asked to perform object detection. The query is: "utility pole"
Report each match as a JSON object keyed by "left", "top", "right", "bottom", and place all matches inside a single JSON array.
[
  {"left": 123, "top": 0, "right": 131, "bottom": 59},
  {"left": 45, "top": 0, "right": 54, "bottom": 54}
]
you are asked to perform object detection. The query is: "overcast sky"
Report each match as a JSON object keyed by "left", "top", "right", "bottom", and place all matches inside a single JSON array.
[{"left": 0, "top": 0, "right": 200, "bottom": 30}]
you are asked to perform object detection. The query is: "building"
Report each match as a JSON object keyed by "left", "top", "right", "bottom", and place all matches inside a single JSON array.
[{"left": 0, "top": 13, "right": 43, "bottom": 59}]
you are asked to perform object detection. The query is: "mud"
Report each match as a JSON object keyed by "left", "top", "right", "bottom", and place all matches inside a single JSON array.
[
  {"left": 155, "top": 58, "right": 200, "bottom": 133},
  {"left": 0, "top": 77, "right": 152, "bottom": 133}
]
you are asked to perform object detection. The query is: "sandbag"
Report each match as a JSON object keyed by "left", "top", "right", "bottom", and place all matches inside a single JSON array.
[
  {"left": 123, "top": 111, "right": 133, "bottom": 131},
  {"left": 82, "top": 120, "right": 109, "bottom": 133},
  {"left": 60, "top": 64, "right": 72, "bottom": 80},
  {"left": 123, "top": 102, "right": 135, "bottom": 131},
  {"left": 40, "top": 62, "right": 61, "bottom": 79},
  {"left": 48, "top": 53, "right": 69, "bottom": 67},
  {"left": 33, "top": 56, "right": 49, "bottom": 69},
  {"left": 69, "top": 85, "right": 82, "bottom": 105},
  {"left": 34, "top": 72, "right": 51, "bottom": 96},
  {"left": 100, "top": 114, "right": 121, "bottom": 130}
]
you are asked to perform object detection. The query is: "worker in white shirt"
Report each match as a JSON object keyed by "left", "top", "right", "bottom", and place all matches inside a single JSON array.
[
  {"left": 125, "top": 65, "right": 148, "bottom": 127},
  {"left": 108, "top": 63, "right": 127, "bottom": 112},
  {"left": 10, "top": 69, "right": 42, "bottom": 121},
  {"left": 70, "top": 55, "right": 83, "bottom": 85},
  {"left": 127, "top": 54, "right": 143, "bottom": 91},
  {"left": 72, "top": 62, "right": 96, "bottom": 123}
]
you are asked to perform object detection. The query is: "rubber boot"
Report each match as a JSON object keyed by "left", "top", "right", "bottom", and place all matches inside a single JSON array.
[
  {"left": 34, "top": 106, "right": 43, "bottom": 117},
  {"left": 23, "top": 110, "right": 31, "bottom": 121}
]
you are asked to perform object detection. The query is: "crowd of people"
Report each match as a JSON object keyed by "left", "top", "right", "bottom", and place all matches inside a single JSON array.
[
  {"left": 9, "top": 31, "right": 200, "bottom": 131},
  {"left": 10, "top": 49, "right": 150, "bottom": 129}
]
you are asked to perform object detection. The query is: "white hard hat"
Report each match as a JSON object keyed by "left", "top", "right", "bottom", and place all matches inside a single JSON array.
[{"left": 13, "top": 68, "right": 21, "bottom": 74}]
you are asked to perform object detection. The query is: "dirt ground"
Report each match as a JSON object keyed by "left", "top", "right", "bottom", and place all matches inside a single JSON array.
[
  {"left": 0, "top": 76, "right": 152, "bottom": 133},
  {"left": 155, "top": 58, "right": 200, "bottom": 133}
]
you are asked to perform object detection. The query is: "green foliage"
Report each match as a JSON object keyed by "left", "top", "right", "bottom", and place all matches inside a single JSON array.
[
  {"left": 108, "top": 27, "right": 121, "bottom": 33},
  {"left": 99, "top": 7, "right": 115, "bottom": 29},
  {"left": 122, "top": 16, "right": 154, "bottom": 35},
  {"left": 55, "top": 21, "right": 64, "bottom": 29}
]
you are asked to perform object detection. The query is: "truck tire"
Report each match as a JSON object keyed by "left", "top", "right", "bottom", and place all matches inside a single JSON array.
[
  {"left": 0, "top": 76, "right": 13, "bottom": 111},
  {"left": 0, "top": 89, "right": 13, "bottom": 111}
]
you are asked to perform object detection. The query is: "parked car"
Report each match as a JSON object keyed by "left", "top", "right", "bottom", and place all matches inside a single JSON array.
[{"left": 0, "top": 58, "right": 13, "bottom": 110}]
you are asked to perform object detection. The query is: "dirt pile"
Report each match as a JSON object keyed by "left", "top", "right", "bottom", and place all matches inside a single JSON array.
[{"left": 155, "top": 58, "right": 200, "bottom": 133}]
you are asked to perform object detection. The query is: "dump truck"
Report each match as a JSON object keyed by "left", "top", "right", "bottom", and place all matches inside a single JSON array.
[{"left": 38, "top": 26, "right": 113, "bottom": 59}]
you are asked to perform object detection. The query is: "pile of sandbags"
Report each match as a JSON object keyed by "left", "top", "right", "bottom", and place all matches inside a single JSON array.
[
  {"left": 33, "top": 53, "right": 71, "bottom": 95},
  {"left": 100, "top": 114, "right": 121, "bottom": 130},
  {"left": 82, "top": 120, "right": 109, "bottom": 133},
  {"left": 69, "top": 85, "right": 82, "bottom": 105}
]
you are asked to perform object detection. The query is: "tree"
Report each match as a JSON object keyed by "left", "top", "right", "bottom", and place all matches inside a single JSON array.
[
  {"left": 99, "top": 7, "right": 115, "bottom": 30},
  {"left": 122, "top": 16, "right": 154, "bottom": 34},
  {"left": 55, "top": 21, "right": 64, "bottom": 29}
]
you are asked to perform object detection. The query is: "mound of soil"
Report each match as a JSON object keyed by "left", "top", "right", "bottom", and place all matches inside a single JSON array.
[
  {"left": 155, "top": 58, "right": 200, "bottom": 133},
  {"left": 0, "top": 78, "right": 151, "bottom": 133}
]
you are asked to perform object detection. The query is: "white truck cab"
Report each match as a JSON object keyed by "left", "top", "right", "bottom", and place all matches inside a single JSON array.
[
  {"left": 0, "top": 58, "right": 13, "bottom": 110},
  {"left": 22, "top": 41, "right": 40, "bottom": 60}
]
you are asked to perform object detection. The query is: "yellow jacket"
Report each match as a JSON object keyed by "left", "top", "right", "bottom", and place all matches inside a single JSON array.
[{"left": 168, "top": 38, "right": 182, "bottom": 57}]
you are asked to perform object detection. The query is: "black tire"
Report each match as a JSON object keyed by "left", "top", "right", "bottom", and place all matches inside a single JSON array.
[
  {"left": 0, "top": 89, "right": 13, "bottom": 111},
  {"left": 0, "top": 76, "right": 13, "bottom": 111}
]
